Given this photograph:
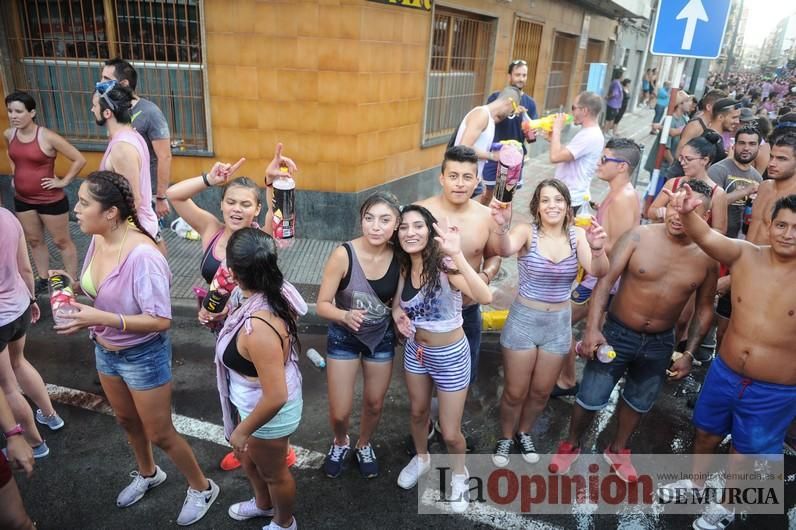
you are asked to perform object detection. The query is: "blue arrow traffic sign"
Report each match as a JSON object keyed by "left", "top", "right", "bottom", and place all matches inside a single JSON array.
[{"left": 650, "top": 0, "right": 732, "bottom": 59}]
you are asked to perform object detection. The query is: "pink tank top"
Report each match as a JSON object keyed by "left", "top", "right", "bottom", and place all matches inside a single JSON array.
[{"left": 100, "top": 128, "right": 158, "bottom": 238}]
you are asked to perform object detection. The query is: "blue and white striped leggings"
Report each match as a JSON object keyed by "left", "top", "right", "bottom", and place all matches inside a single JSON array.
[{"left": 403, "top": 335, "right": 471, "bottom": 392}]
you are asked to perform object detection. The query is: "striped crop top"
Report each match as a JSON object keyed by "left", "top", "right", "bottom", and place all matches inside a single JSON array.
[
  {"left": 517, "top": 225, "right": 579, "bottom": 303},
  {"left": 399, "top": 270, "right": 462, "bottom": 334}
]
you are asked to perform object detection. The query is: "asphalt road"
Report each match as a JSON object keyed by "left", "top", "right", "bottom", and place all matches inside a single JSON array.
[{"left": 10, "top": 313, "right": 795, "bottom": 530}]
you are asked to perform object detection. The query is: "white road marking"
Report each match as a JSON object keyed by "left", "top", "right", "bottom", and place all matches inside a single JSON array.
[
  {"left": 45, "top": 384, "right": 325, "bottom": 469},
  {"left": 419, "top": 488, "right": 565, "bottom": 529}
]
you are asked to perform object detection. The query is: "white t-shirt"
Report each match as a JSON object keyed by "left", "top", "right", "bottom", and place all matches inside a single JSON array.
[{"left": 554, "top": 125, "right": 604, "bottom": 206}]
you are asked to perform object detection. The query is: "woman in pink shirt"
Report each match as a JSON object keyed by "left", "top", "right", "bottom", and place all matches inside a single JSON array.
[{"left": 53, "top": 171, "right": 219, "bottom": 525}]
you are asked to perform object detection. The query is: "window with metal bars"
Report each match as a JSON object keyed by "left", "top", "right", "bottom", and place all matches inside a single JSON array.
[
  {"left": 544, "top": 32, "right": 578, "bottom": 113},
  {"left": 511, "top": 18, "right": 543, "bottom": 96},
  {"left": 423, "top": 7, "right": 494, "bottom": 146},
  {"left": 0, "top": 0, "right": 208, "bottom": 152}
]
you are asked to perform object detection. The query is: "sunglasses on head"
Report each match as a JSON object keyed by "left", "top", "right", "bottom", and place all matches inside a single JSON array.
[
  {"left": 95, "top": 80, "right": 117, "bottom": 111},
  {"left": 510, "top": 59, "right": 527, "bottom": 66}
]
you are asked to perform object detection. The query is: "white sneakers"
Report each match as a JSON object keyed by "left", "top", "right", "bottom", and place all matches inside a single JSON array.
[
  {"left": 116, "top": 466, "right": 168, "bottom": 508},
  {"left": 448, "top": 468, "right": 470, "bottom": 514},
  {"left": 397, "top": 455, "right": 431, "bottom": 490}
]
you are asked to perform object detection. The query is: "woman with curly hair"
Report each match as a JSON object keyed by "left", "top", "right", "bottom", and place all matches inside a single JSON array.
[{"left": 392, "top": 204, "right": 491, "bottom": 513}]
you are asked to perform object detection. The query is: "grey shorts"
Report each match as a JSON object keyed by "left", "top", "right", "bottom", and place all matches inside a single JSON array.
[{"left": 499, "top": 301, "right": 572, "bottom": 355}]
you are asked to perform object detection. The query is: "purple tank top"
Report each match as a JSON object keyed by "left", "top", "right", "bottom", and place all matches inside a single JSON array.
[
  {"left": 333, "top": 243, "right": 394, "bottom": 352},
  {"left": 517, "top": 225, "right": 579, "bottom": 303},
  {"left": 100, "top": 128, "right": 158, "bottom": 238}
]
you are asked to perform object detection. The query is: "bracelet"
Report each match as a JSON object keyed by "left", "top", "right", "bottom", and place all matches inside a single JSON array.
[
  {"left": 201, "top": 172, "right": 210, "bottom": 187},
  {"left": 494, "top": 224, "right": 510, "bottom": 235},
  {"left": 590, "top": 247, "right": 605, "bottom": 256},
  {"left": 480, "top": 271, "right": 491, "bottom": 284},
  {"left": 4, "top": 424, "right": 24, "bottom": 438},
  {"left": 682, "top": 350, "right": 693, "bottom": 359},
  {"left": 265, "top": 180, "right": 274, "bottom": 188},
  {"left": 156, "top": 196, "right": 167, "bottom": 201},
  {"left": 118, "top": 313, "right": 127, "bottom": 331}
]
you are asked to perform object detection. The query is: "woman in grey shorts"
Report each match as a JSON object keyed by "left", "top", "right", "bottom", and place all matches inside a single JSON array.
[{"left": 488, "top": 179, "right": 609, "bottom": 467}]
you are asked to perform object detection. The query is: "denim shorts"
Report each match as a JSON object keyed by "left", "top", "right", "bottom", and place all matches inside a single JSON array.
[
  {"left": 239, "top": 398, "right": 303, "bottom": 440},
  {"left": 327, "top": 323, "right": 396, "bottom": 362},
  {"left": 95, "top": 333, "right": 172, "bottom": 391},
  {"left": 576, "top": 314, "right": 675, "bottom": 414}
]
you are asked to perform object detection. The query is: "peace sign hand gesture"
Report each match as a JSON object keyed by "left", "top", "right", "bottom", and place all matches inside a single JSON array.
[{"left": 432, "top": 217, "right": 462, "bottom": 257}]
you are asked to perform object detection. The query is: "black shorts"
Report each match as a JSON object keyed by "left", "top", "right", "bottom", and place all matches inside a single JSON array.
[
  {"left": 14, "top": 196, "right": 69, "bottom": 216},
  {"left": 605, "top": 106, "right": 620, "bottom": 121},
  {"left": 0, "top": 306, "right": 31, "bottom": 351},
  {"left": 716, "top": 291, "right": 732, "bottom": 319}
]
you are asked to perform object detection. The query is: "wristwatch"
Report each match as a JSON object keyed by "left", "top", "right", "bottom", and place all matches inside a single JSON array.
[{"left": 4, "top": 424, "right": 24, "bottom": 439}]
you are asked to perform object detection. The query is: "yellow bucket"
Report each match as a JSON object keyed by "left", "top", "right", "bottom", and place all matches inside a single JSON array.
[{"left": 482, "top": 309, "right": 509, "bottom": 331}]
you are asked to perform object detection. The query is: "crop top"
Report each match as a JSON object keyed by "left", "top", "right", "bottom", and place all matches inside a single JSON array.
[
  {"left": 399, "top": 269, "right": 462, "bottom": 333},
  {"left": 222, "top": 316, "right": 285, "bottom": 378},
  {"left": 517, "top": 225, "right": 579, "bottom": 304}
]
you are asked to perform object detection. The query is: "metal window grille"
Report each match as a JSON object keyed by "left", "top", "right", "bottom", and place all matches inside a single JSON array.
[
  {"left": 423, "top": 8, "right": 494, "bottom": 144},
  {"left": 511, "top": 18, "right": 543, "bottom": 96},
  {"left": 544, "top": 32, "right": 577, "bottom": 112},
  {"left": 579, "top": 39, "right": 604, "bottom": 93},
  {"left": 1, "top": 0, "right": 207, "bottom": 151}
]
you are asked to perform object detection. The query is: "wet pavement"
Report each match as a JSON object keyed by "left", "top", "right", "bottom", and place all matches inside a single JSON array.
[{"left": 13, "top": 311, "right": 795, "bottom": 530}]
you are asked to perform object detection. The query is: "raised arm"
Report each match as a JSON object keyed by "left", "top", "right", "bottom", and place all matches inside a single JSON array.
[
  {"left": 434, "top": 218, "right": 492, "bottom": 305},
  {"left": 488, "top": 201, "right": 531, "bottom": 257},
  {"left": 549, "top": 114, "right": 574, "bottom": 163},
  {"left": 666, "top": 184, "right": 746, "bottom": 266},
  {"left": 574, "top": 222, "right": 609, "bottom": 277},
  {"left": 646, "top": 178, "right": 675, "bottom": 222}
]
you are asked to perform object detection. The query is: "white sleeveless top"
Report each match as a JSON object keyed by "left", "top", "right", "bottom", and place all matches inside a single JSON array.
[{"left": 454, "top": 105, "right": 494, "bottom": 179}]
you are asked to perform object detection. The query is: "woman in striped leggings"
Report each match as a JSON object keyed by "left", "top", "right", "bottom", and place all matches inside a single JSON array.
[{"left": 391, "top": 205, "right": 491, "bottom": 513}]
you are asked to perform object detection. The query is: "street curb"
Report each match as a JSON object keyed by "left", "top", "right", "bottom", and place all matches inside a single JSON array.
[{"left": 171, "top": 298, "right": 330, "bottom": 332}]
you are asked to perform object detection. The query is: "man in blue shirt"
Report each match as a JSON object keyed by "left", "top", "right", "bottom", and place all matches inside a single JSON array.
[{"left": 479, "top": 59, "right": 539, "bottom": 204}]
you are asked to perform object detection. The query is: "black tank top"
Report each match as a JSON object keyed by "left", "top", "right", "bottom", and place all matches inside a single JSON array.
[
  {"left": 222, "top": 316, "right": 285, "bottom": 378},
  {"left": 338, "top": 243, "right": 400, "bottom": 303}
]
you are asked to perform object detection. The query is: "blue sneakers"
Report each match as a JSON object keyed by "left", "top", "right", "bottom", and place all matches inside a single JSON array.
[
  {"left": 323, "top": 438, "right": 351, "bottom": 478},
  {"left": 355, "top": 443, "right": 379, "bottom": 478}
]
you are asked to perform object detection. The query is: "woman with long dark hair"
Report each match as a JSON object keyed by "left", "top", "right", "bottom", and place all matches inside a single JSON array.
[
  {"left": 489, "top": 179, "right": 607, "bottom": 467},
  {"left": 215, "top": 228, "right": 307, "bottom": 529},
  {"left": 316, "top": 192, "right": 401, "bottom": 479},
  {"left": 54, "top": 170, "right": 218, "bottom": 525},
  {"left": 392, "top": 205, "right": 491, "bottom": 513},
  {"left": 167, "top": 144, "right": 298, "bottom": 471}
]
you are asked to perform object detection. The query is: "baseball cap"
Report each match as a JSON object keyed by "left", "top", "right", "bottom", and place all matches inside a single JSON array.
[
  {"left": 739, "top": 108, "right": 755, "bottom": 122},
  {"left": 713, "top": 98, "right": 741, "bottom": 114}
]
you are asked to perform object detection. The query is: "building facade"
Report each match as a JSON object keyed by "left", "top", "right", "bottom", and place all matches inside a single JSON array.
[{"left": 0, "top": 0, "right": 647, "bottom": 239}]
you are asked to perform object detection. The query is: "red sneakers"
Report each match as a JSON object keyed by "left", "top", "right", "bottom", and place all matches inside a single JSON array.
[
  {"left": 221, "top": 446, "right": 297, "bottom": 471},
  {"left": 603, "top": 447, "right": 638, "bottom": 483},
  {"left": 548, "top": 441, "right": 581, "bottom": 474}
]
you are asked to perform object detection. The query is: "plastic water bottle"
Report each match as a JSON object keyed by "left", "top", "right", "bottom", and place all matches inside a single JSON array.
[
  {"left": 575, "top": 341, "right": 616, "bottom": 363},
  {"left": 272, "top": 167, "right": 296, "bottom": 241},
  {"left": 574, "top": 195, "right": 595, "bottom": 228},
  {"left": 492, "top": 141, "right": 524, "bottom": 204},
  {"left": 48, "top": 274, "right": 78, "bottom": 325},
  {"left": 306, "top": 348, "right": 326, "bottom": 369}
]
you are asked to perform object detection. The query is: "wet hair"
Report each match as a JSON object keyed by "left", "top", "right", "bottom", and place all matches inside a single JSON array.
[
  {"left": 772, "top": 133, "right": 796, "bottom": 157},
  {"left": 441, "top": 145, "right": 478, "bottom": 174},
  {"left": 97, "top": 84, "right": 134, "bottom": 124},
  {"left": 529, "top": 178, "right": 573, "bottom": 234},
  {"left": 497, "top": 85, "right": 522, "bottom": 103},
  {"left": 685, "top": 131, "right": 725, "bottom": 166},
  {"left": 698, "top": 89, "right": 727, "bottom": 111},
  {"left": 104, "top": 57, "right": 138, "bottom": 91},
  {"left": 771, "top": 194, "right": 796, "bottom": 222},
  {"left": 225, "top": 228, "right": 298, "bottom": 341},
  {"left": 5, "top": 91, "right": 36, "bottom": 112},
  {"left": 84, "top": 171, "right": 157, "bottom": 244},
  {"left": 605, "top": 137, "right": 642, "bottom": 172},
  {"left": 684, "top": 178, "right": 713, "bottom": 212},
  {"left": 393, "top": 204, "right": 454, "bottom": 297},
  {"left": 359, "top": 191, "right": 401, "bottom": 220},
  {"left": 734, "top": 125, "right": 761, "bottom": 144},
  {"left": 222, "top": 177, "right": 261, "bottom": 204},
  {"left": 577, "top": 91, "right": 604, "bottom": 118}
]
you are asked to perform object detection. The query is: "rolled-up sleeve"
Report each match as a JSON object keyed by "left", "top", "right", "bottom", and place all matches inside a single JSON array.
[{"left": 132, "top": 251, "right": 172, "bottom": 320}]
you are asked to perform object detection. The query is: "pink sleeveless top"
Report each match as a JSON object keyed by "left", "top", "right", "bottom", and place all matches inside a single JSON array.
[{"left": 100, "top": 128, "right": 158, "bottom": 238}]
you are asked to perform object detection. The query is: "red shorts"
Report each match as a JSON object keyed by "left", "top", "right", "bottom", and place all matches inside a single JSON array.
[{"left": 0, "top": 452, "right": 12, "bottom": 489}]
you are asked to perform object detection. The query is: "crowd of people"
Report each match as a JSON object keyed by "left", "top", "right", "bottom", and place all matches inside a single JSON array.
[{"left": 1, "top": 56, "right": 795, "bottom": 530}]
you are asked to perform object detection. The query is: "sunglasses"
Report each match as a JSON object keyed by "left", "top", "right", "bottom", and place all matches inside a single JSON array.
[
  {"left": 95, "top": 80, "right": 117, "bottom": 111},
  {"left": 510, "top": 59, "right": 527, "bottom": 66},
  {"left": 600, "top": 156, "right": 627, "bottom": 165}
]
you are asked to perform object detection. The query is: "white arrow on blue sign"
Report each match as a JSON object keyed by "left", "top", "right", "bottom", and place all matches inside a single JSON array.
[{"left": 650, "top": 0, "right": 732, "bottom": 59}]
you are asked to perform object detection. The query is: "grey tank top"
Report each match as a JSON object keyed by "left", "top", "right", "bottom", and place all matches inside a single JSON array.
[{"left": 333, "top": 242, "right": 395, "bottom": 353}]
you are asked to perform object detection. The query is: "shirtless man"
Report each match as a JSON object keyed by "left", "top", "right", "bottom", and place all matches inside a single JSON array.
[
  {"left": 553, "top": 138, "right": 642, "bottom": 396},
  {"left": 549, "top": 179, "right": 718, "bottom": 482},
  {"left": 417, "top": 145, "right": 502, "bottom": 384},
  {"left": 747, "top": 134, "right": 796, "bottom": 245},
  {"left": 664, "top": 186, "right": 796, "bottom": 530}
]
